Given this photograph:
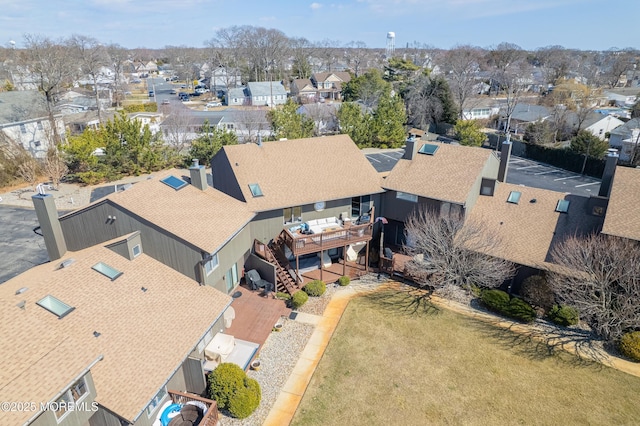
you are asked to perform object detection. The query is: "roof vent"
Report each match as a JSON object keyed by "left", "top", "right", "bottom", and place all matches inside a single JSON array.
[
  {"left": 16, "top": 301, "right": 26, "bottom": 310},
  {"left": 530, "top": 198, "right": 537, "bottom": 203},
  {"left": 93, "top": 331, "right": 101, "bottom": 338},
  {"left": 60, "top": 258, "right": 76, "bottom": 269},
  {"left": 15, "top": 287, "right": 28, "bottom": 295}
]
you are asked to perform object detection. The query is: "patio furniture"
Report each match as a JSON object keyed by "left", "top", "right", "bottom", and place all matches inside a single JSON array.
[{"left": 246, "top": 269, "right": 273, "bottom": 291}]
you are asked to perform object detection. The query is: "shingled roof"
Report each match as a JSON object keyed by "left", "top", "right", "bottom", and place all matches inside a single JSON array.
[
  {"left": 602, "top": 166, "right": 640, "bottom": 241},
  {"left": 213, "top": 135, "right": 384, "bottom": 212},
  {"left": 0, "top": 90, "right": 49, "bottom": 125},
  {"left": 0, "top": 239, "right": 231, "bottom": 424},
  {"left": 382, "top": 142, "right": 499, "bottom": 204},
  {"left": 466, "top": 183, "right": 603, "bottom": 269}
]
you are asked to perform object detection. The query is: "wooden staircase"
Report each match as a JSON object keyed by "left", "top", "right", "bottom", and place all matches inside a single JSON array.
[{"left": 254, "top": 236, "right": 300, "bottom": 296}]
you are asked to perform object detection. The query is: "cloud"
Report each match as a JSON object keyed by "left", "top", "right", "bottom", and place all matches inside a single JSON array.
[{"left": 310, "top": 2, "right": 323, "bottom": 9}]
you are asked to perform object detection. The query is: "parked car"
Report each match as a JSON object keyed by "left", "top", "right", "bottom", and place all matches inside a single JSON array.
[
  {"left": 161, "top": 99, "right": 170, "bottom": 105},
  {"left": 148, "top": 91, "right": 154, "bottom": 97},
  {"left": 170, "top": 89, "right": 177, "bottom": 94},
  {"left": 206, "top": 102, "right": 222, "bottom": 107},
  {"left": 195, "top": 87, "right": 209, "bottom": 95}
]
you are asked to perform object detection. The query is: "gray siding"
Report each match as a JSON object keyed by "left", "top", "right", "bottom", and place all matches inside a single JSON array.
[
  {"left": 105, "top": 232, "right": 142, "bottom": 260},
  {"left": 381, "top": 191, "right": 445, "bottom": 223},
  {"left": 211, "top": 149, "right": 245, "bottom": 202},
  {"left": 32, "top": 372, "right": 98, "bottom": 426},
  {"left": 464, "top": 153, "right": 500, "bottom": 214},
  {"left": 203, "top": 224, "right": 251, "bottom": 293}
]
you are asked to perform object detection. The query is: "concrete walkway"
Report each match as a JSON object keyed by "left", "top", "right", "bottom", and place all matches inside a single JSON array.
[{"left": 263, "top": 280, "right": 640, "bottom": 426}]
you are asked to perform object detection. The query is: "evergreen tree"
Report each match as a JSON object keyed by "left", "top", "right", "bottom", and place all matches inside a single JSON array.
[
  {"left": 454, "top": 120, "right": 486, "bottom": 147},
  {"left": 267, "top": 99, "right": 314, "bottom": 140},
  {"left": 336, "top": 102, "right": 373, "bottom": 147},
  {"left": 570, "top": 130, "right": 608, "bottom": 158},
  {"left": 372, "top": 93, "right": 407, "bottom": 148},
  {"left": 342, "top": 69, "right": 391, "bottom": 108},
  {"left": 186, "top": 120, "right": 238, "bottom": 167}
]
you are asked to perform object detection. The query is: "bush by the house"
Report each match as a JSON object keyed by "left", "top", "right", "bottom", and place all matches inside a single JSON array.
[
  {"left": 481, "top": 289, "right": 537, "bottom": 323},
  {"left": 291, "top": 290, "right": 309, "bottom": 309},
  {"left": 338, "top": 275, "right": 351, "bottom": 286},
  {"left": 207, "top": 363, "right": 261, "bottom": 418},
  {"left": 303, "top": 280, "right": 326, "bottom": 297},
  {"left": 520, "top": 275, "right": 555, "bottom": 312},
  {"left": 619, "top": 331, "right": 640, "bottom": 362},
  {"left": 480, "top": 289, "right": 510, "bottom": 312},
  {"left": 275, "top": 292, "right": 291, "bottom": 300},
  {"left": 548, "top": 305, "right": 579, "bottom": 327}
]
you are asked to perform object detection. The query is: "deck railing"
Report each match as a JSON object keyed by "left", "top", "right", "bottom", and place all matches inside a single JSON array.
[
  {"left": 282, "top": 222, "right": 372, "bottom": 257},
  {"left": 167, "top": 389, "right": 219, "bottom": 426}
]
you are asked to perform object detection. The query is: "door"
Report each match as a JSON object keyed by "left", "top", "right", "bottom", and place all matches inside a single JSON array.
[{"left": 226, "top": 263, "right": 239, "bottom": 292}]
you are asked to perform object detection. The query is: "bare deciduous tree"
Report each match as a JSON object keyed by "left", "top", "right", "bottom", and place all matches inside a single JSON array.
[
  {"left": 441, "top": 45, "right": 482, "bottom": 118},
  {"left": 43, "top": 147, "right": 68, "bottom": 189},
  {"left": 69, "top": 35, "right": 110, "bottom": 124},
  {"left": 549, "top": 234, "right": 640, "bottom": 342},
  {"left": 17, "top": 156, "right": 40, "bottom": 188},
  {"left": 403, "top": 208, "right": 515, "bottom": 292},
  {"left": 106, "top": 43, "right": 129, "bottom": 108}
]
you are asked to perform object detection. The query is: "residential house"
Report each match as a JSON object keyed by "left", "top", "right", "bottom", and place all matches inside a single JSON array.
[
  {"left": 297, "top": 103, "right": 340, "bottom": 135},
  {"left": 604, "top": 88, "right": 639, "bottom": 107},
  {"left": 63, "top": 110, "right": 115, "bottom": 135},
  {"left": 0, "top": 90, "right": 65, "bottom": 158},
  {"left": 246, "top": 81, "right": 288, "bottom": 107},
  {"left": 216, "top": 109, "right": 271, "bottom": 143},
  {"left": 160, "top": 114, "right": 223, "bottom": 145},
  {"left": 609, "top": 118, "right": 640, "bottom": 162},
  {"left": 0, "top": 232, "right": 231, "bottom": 426},
  {"left": 380, "top": 140, "right": 500, "bottom": 246},
  {"left": 227, "top": 87, "right": 248, "bottom": 106},
  {"left": 290, "top": 78, "right": 318, "bottom": 103},
  {"left": 461, "top": 97, "right": 502, "bottom": 121},
  {"left": 567, "top": 111, "right": 624, "bottom": 140},
  {"left": 499, "top": 103, "right": 552, "bottom": 134},
  {"left": 310, "top": 72, "right": 351, "bottom": 101},
  {"left": 128, "top": 111, "right": 163, "bottom": 134}
]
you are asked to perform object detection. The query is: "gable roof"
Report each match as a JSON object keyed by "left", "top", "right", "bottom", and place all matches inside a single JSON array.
[
  {"left": 291, "top": 78, "right": 316, "bottom": 93},
  {"left": 602, "top": 166, "right": 640, "bottom": 241},
  {"left": 0, "top": 90, "right": 49, "bottom": 125},
  {"left": 247, "top": 81, "right": 287, "bottom": 97},
  {"left": 63, "top": 169, "right": 254, "bottom": 253},
  {"left": 610, "top": 118, "right": 640, "bottom": 137},
  {"left": 382, "top": 142, "right": 498, "bottom": 204},
  {"left": 213, "top": 135, "right": 384, "bottom": 212},
  {"left": 311, "top": 72, "right": 351, "bottom": 83},
  {"left": 466, "top": 183, "right": 603, "bottom": 269},
  {"left": 504, "top": 103, "right": 551, "bottom": 122},
  {"left": 0, "top": 239, "right": 231, "bottom": 424}
]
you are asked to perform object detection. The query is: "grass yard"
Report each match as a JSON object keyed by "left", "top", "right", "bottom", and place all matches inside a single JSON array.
[{"left": 292, "top": 287, "right": 640, "bottom": 425}]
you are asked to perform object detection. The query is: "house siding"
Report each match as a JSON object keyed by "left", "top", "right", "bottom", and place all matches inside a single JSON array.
[
  {"left": 202, "top": 224, "right": 252, "bottom": 293},
  {"left": 464, "top": 154, "right": 500, "bottom": 213},
  {"left": 211, "top": 150, "right": 246, "bottom": 203},
  {"left": 32, "top": 372, "right": 98, "bottom": 426}
]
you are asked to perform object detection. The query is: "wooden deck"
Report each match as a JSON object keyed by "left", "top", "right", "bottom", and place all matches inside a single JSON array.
[
  {"left": 225, "top": 284, "right": 292, "bottom": 349},
  {"left": 282, "top": 223, "right": 373, "bottom": 257},
  {"left": 301, "top": 260, "right": 368, "bottom": 284}
]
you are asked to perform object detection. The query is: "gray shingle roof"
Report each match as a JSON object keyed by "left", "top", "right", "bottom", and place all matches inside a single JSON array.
[
  {"left": 247, "top": 81, "right": 287, "bottom": 97},
  {"left": 0, "top": 90, "right": 49, "bottom": 125}
]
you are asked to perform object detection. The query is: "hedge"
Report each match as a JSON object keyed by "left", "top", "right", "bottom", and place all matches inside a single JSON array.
[
  {"left": 303, "top": 280, "right": 326, "bottom": 297},
  {"left": 548, "top": 305, "right": 579, "bottom": 327},
  {"left": 619, "top": 331, "right": 640, "bottom": 362},
  {"left": 338, "top": 275, "right": 351, "bottom": 286},
  {"left": 207, "top": 363, "right": 261, "bottom": 418},
  {"left": 480, "top": 289, "right": 536, "bottom": 323},
  {"left": 291, "top": 290, "right": 309, "bottom": 309}
]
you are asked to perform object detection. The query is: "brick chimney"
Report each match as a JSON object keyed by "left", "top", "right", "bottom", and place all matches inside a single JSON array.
[
  {"left": 497, "top": 141, "right": 512, "bottom": 182},
  {"left": 189, "top": 159, "right": 208, "bottom": 191},
  {"left": 598, "top": 148, "right": 619, "bottom": 198},
  {"left": 32, "top": 193, "right": 67, "bottom": 261}
]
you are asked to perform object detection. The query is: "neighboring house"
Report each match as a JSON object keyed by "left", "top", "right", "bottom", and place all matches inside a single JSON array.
[
  {"left": 55, "top": 90, "right": 100, "bottom": 115},
  {"left": 227, "top": 86, "right": 248, "bottom": 106},
  {"left": 0, "top": 90, "right": 65, "bottom": 158},
  {"left": 310, "top": 72, "right": 351, "bottom": 101},
  {"left": 217, "top": 109, "right": 271, "bottom": 143},
  {"left": 609, "top": 118, "right": 640, "bottom": 162},
  {"left": 290, "top": 78, "right": 317, "bottom": 103},
  {"left": 63, "top": 110, "right": 115, "bottom": 135},
  {"left": 0, "top": 233, "right": 231, "bottom": 426},
  {"left": 128, "top": 111, "right": 163, "bottom": 134},
  {"left": 461, "top": 97, "right": 501, "bottom": 121},
  {"left": 601, "top": 165, "right": 640, "bottom": 242},
  {"left": 604, "top": 88, "right": 639, "bottom": 107},
  {"left": 246, "top": 81, "right": 288, "bottom": 107},
  {"left": 380, "top": 140, "right": 500, "bottom": 246},
  {"left": 567, "top": 112, "right": 624, "bottom": 140},
  {"left": 297, "top": 103, "right": 340, "bottom": 135},
  {"left": 160, "top": 114, "right": 223, "bottom": 145},
  {"left": 499, "top": 103, "right": 552, "bottom": 134}
]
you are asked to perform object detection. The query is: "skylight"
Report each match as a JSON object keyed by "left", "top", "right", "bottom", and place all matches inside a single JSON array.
[
  {"left": 248, "top": 183, "right": 263, "bottom": 197},
  {"left": 507, "top": 191, "right": 521, "bottom": 204},
  {"left": 37, "top": 295, "right": 75, "bottom": 319},
  {"left": 160, "top": 175, "right": 188, "bottom": 190},
  {"left": 418, "top": 143, "right": 439, "bottom": 155},
  {"left": 92, "top": 262, "right": 123, "bottom": 281},
  {"left": 555, "top": 199, "right": 570, "bottom": 213}
]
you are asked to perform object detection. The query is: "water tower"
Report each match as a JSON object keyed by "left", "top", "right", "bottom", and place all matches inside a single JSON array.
[{"left": 386, "top": 32, "right": 395, "bottom": 56}]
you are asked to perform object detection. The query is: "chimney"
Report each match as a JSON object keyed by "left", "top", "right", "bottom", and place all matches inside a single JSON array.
[
  {"left": 598, "top": 148, "right": 619, "bottom": 198},
  {"left": 403, "top": 139, "right": 419, "bottom": 160},
  {"left": 32, "top": 194, "right": 67, "bottom": 261},
  {"left": 497, "top": 141, "right": 512, "bottom": 182},
  {"left": 257, "top": 134, "right": 263, "bottom": 147},
  {"left": 189, "top": 159, "right": 208, "bottom": 191}
]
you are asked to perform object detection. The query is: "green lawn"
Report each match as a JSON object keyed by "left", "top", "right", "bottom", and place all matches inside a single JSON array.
[{"left": 292, "top": 288, "right": 640, "bottom": 425}]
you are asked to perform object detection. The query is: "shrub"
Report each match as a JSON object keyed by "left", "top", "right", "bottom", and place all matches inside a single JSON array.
[
  {"left": 338, "top": 275, "right": 351, "bottom": 286},
  {"left": 520, "top": 275, "right": 555, "bottom": 311},
  {"left": 303, "top": 280, "right": 326, "bottom": 297},
  {"left": 207, "top": 363, "right": 245, "bottom": 410},
  {"left": 480, "top": 289, "right": 510, "bottom": 312},
  {"left": 619, "top": 332, "right": 640, "bottom": 362},
  {"left": 227, "top": 377, "right": 261, "bottom": 419},
  {"left": 503, "top": 297, "right": 537, "bottom": 323},
  {"left": 548, "top": 305, "right": 579, "bottom": 327},
  {"left": 291, "top": 290, "right": 309, "bottom": 309},
  {"left": 275, "top": 292, "right": 291, "bottom": 300}
]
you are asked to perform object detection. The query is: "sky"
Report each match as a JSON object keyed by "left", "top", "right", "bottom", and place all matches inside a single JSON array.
[{"left": 0, "top": 0, "right": 638, "bottom": 52}]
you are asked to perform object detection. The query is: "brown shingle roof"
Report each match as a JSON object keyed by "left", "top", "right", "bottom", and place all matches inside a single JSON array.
[
  {"left": 64, "top": 169, "right": 255, "bottom": 253},
  {"left": 217, "top": 135, "right": 384, "bottom": 211},
  {"left": 466, "top": 183, "right": 603, "bottom": 269},
  {"left": 383, "top": 142, "right": 498, "bottom": 204},
  {"left": 0, "top": 240, "right": 231, "bottom": 424},
  {"left": 602, "top": 166, "right": 640, "bottom": 241},
  {"left": 311, "top": 72, "right": 351, "bottom": 83}
]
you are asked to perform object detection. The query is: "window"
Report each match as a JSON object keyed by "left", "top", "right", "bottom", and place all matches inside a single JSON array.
[
  {"left": 70, "top": 378, "right": 88, "bottom": 402},
  {"left": 480, "top": 178, "right": 495, "bottom": 196},
  {"left": 397, "top": 192, "right": 418, "bottom": 203},
  {"left": 283, "top": 206, "right": 302, "bottom": 224},
  {"left": 92, "top": 262, "right": 123, "bottom": 281},
  {"left": 160, "top": 175, "right": 188, "bottom": 190},
  {"left": 54, "top": 377, "right": 88, "bottom": 421},
  {"left": 248, "top": 183, "right": 263, "bottom": 197},
  {"left": 146, "top": 387, "right": 167, "bottom": 418},
  {"left": 225, "top": 263, "right": 238, "bottom": 292},
  {"left": 507, "top": 191, "right": 521, "bottom": 204},
  {"left": 204, "top": 253, "right": 219, "bottom": 276},
  {"left": 351, "top": 195, "right": 370, "bottom": 218},
  {"left": 54, "top": 391, "right": 72, "bottom": 421},
  {"left": 555, "top": 200, "right": 570, "bottom": 213},
  {"left": 132, "top": 244, "right": 141, "bottom": 257},
  {"left": 37, "top": 295, "right": 75, "bottom": 319}
]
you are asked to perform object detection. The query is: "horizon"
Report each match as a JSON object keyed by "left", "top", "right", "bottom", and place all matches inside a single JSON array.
[{"left": 1, "top": 0, "right": 638, "bottom": 52}]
